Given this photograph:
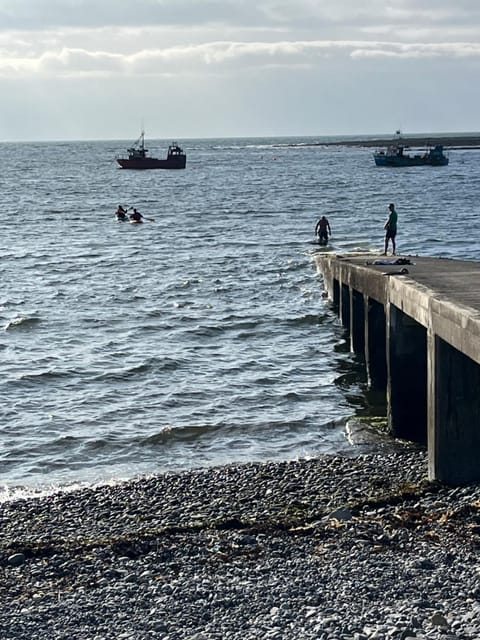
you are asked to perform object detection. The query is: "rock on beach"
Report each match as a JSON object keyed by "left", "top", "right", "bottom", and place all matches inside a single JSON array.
[{"left": 0, "top": 449, "right": 479, "bottom": 639}]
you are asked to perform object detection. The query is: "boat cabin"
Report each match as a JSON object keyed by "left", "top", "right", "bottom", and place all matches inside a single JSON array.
[
  {"left": 127, "top": 146, "right": 147, "bottom": 159},
  {"left": 167, "top": 143, "right": 184, "bottom": 158}
]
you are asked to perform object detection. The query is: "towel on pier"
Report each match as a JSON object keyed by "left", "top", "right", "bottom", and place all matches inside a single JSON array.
[{"left": 367, "top": 258, "right": 413, "bottom": 266}]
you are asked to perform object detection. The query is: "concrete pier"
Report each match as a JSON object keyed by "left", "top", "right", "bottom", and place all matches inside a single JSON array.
[{"left": 315, "top": 253, "right": 480, "bottom": 485}]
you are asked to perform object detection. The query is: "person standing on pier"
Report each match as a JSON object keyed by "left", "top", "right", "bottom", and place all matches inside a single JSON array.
[
  {"left": 383, "top": 203, "right": 397, "bottom": 255},
  {"left": 315, "top": 215, "right": 331, "bottom": 245}
]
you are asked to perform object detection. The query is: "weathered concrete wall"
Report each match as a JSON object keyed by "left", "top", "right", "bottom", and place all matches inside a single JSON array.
[
  {"left": 315, "top": 253, "right": 480, "bottom": 485},
  {"left": 366, "top": 298, "right": 387, "bottom": 390},
  {"left": 430, "top": 336, "right": 480, "bottom": 484},
  {"left": 387, "top": 304, "right": 428, "bottom": 443}
]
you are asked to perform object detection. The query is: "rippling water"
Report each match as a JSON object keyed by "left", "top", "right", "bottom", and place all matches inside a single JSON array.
[{"left": 1, "top": 136, "right": 479, "bottom": 495}]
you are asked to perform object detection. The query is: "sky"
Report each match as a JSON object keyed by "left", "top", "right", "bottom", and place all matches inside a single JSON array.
[{"left": 0, "top": 0, "right": 480, "bottom": 141}]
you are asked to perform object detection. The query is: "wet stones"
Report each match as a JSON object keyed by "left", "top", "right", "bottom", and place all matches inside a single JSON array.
[{"left": 0, "top": 450, "right": 479, "bottom": 639}]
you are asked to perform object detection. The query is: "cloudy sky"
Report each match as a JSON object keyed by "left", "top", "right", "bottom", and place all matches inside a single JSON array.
[{"left": 1, "top": 0, "right": 479, "bottom": 141}]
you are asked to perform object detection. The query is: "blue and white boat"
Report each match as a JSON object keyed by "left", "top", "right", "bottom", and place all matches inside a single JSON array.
[{"left": 374, "top": 144, "right": 449, "bottom": 167}]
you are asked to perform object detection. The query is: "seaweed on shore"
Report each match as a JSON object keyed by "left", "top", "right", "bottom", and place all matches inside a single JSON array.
[{"left": 0, "top": 478, "right": 455, "bottom": 565}]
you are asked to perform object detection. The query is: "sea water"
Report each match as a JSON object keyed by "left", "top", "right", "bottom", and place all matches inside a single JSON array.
[{"left": 1, "top": 136, "right": 479, "bottom": 497}]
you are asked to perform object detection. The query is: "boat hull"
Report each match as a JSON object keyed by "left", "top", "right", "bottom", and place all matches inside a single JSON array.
[
  {"left": 117, "top": 156, "right": 186, "bottom": 170},
  {"left": 374, "top": 155, "right": 449, "bottom": 167}
]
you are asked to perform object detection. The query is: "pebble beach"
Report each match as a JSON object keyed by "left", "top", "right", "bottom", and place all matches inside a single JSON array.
[{"left": 1, "top": 448, "right": 479, "bottom": 640}]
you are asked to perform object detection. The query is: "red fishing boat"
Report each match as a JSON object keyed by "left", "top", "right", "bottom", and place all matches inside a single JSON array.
[{"left": 116, "top": 130, "right": 186, "bottom": 170}]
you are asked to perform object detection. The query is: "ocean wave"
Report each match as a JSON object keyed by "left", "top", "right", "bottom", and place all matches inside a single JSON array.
[
  {"left": 8, "top": 368, "right": 78, "bottom": 383},
  {"left": 0, "top": 298, "right": 26, "bottom": 307},
  {"left": 137, "top": 414, "right": 324, "bottom": 449},
  {"left": 141, "top": 423, "right": 222, "bottom": 446},
  {"left": 282, "top": 313, "right": 328, "bottom": 327},
  {"left": 4, "top": 316, "right": 40, "bottom": 331},
  {"left": 0, "top": 481, "right": 92, "bottom": 504},
  {"left": 90, "top": 358, "right": 184, "bottom": 382}
]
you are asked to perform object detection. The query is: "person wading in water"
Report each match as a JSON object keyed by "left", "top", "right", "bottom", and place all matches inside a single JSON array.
[{"left": 315, "top": 215, "right": 332, "bottom": 245}]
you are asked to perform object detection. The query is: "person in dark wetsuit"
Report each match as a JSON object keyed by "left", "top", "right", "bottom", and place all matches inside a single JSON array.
[
  {"left": 115, "top": 205, "right": 128, "bottom": 221},
  {"left": 129, "top": 208, "right": 144, "bottom": 223},
  {"left": 315, "top": 215, "right": 331, "bottom": 245}
]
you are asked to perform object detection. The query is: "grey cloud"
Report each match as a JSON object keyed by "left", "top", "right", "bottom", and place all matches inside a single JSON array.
[
  {"left": 38, "top": 47, "right": 124, "bottom": 75},
  {"left": 0, "top": 0, "right": 479, "bottom": 33},
  {"left": 0, "top": 0, "right": 273, "bottom": 29},
  {"left": 3, "top": 39, "right": 480, "bottom": 78}
]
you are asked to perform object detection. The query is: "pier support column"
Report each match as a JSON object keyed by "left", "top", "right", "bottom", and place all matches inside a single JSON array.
[
  {"left": 340, "top": 283, "right": 350, "bottom": 336},
  {"left": 350, "top": 290, "right": 365, "bottom": 357},
  {"left": 429, "top": 336, "right": 480, "bottom": 484},
  {"left": 387, "top": 304, "right": 427, "bottom": 443},
  {"left": 332, "top": 279, "right": 340, "bottom": 312},
  {"left": 365, "top": 298, "right": 387, "bottom": 391}
]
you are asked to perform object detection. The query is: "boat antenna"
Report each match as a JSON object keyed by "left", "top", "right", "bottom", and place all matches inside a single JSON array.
[{"left": 140, "top": 118, "right": 145, "bottom": 150}]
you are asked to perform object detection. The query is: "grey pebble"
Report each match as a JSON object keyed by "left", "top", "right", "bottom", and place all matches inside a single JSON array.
[
  {"left": 0, "top": 450, "right": 478, "bottom": 639},
  {"left": 7, "top": 552, "right": 25, "bottom": 567}
]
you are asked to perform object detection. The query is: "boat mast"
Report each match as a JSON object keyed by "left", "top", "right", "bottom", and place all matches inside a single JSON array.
[
  {"left": 132, "top": 119, "right": 146, "bottom": 151},
  {"left": 140, "top": 118, "right": 145, "bottom": 152},
  {"left": 133, "top": 125, "right": 147, "bottom": 156}
]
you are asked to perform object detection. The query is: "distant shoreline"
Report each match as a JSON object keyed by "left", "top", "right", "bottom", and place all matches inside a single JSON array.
[{"left": 303, "top": 134, "right": 480, "bottom": 149}]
